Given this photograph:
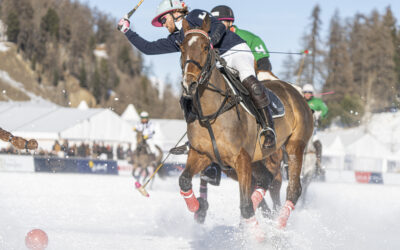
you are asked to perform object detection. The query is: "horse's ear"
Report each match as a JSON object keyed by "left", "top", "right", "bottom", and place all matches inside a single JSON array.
[
  {"left": 182, "top": 18, "right": 190, "bottom": 33},
  {"left": 201, "top": 14, "right": 211, "bottom": 32}
]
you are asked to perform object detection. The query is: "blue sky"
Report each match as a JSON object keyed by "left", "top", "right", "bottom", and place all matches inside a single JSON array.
[{"left": 81, "top": 0, "right": 399, "bottom": 85}]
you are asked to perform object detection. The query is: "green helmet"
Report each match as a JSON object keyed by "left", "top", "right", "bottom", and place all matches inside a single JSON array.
[{"left": 152, "top": 0, "right": 187, "bottom": 27}]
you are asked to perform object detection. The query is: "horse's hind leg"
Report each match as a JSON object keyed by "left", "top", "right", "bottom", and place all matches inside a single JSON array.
[
  {"left": 179, "top": 149, "right": 211, "bottom": 217},
  {"left": 277, "top": 139, "right": 306, "bottom": 228}
]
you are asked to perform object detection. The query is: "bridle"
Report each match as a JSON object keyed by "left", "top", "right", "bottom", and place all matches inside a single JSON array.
[{"left": 182, "top": 29, "right": 215, "bottom": 88}]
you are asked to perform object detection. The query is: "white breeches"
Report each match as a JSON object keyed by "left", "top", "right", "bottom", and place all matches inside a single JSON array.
[{"left": 221, "top": 43, "right": 256, "bottom": 82}]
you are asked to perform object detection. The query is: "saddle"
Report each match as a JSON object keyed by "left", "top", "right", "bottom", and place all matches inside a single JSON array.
[
  {"left": 218, "top": 65, "right": 285, "bottom": 119},
  {"left": 180, "top": 65, "right": 285, "bottom": 124}
]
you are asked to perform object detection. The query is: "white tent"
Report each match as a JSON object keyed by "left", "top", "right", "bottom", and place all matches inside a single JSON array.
[
  {"left": 346, "top": 134, "right": 393, "bottom": 159},
  {"left": 324, "top": 136, "right": 346, "bottom": 170},
  {"left": 345, "top": 134, "right": 394, "bottom": 172},
  {"left": 0, "top": 102, "right": 135, "bottom": 150},
  {"left": 121, "top": 104, "right": 140, "bottom": 123},
  {"left": 77, "top": 100, "right": 89, "bottom": 110}
]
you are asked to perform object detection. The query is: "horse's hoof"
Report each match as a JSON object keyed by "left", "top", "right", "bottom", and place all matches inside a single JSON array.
[
  {"left": 194, "top": 197, "right": 209, "bottom": 224},
  {"left": 242, "top": 216, "right": 265, "bottom": 242}
]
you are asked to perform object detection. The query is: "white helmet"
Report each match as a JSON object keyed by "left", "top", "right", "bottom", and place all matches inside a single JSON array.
[
  {"left": 152, "top": 0, "right": 187, "bottom": 27},
  {"left": 302, "top": 84, "right": 314, "bottom": 93},
  {"left": 140, "top": 111, "right": 149, "bottom": 118}
]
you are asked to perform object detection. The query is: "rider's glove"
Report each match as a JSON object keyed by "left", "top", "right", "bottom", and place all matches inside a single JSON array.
[
  {"left": 143, "top": 135, "right": 149, "bottom": 140},
  {"left": 117, "top": 17, "right": 130, "bottom": 34}
]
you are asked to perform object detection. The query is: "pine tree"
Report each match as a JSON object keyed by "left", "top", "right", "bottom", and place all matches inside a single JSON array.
[
  {"left": 367, "top": 10, "right": 396, "bottom": 110},
  {"left": 323, "top": 10, "right": 358, "bottom": 126},
  {"left": 383, "top": 6, "right": 400, "bottom": 102},
  {"left": 40, "top": 8, "right": 60, "bottom": 39},
  {"left": 279, "top": 53, "right": 297, "bottom": 83},
  {"left": 5, "top": 11, "right": 19, "bottom": 42},
  {"left": 298, "top": 4, "right": 325, "bottom": 87}
]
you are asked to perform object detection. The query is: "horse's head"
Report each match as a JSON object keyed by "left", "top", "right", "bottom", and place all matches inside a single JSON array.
[{"left": 180, "top": 15, "right": 212, "bottom": 98}]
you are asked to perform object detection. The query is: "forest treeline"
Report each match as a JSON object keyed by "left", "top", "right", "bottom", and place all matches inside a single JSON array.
[
  {"left": 281, "top": 5, "right": 400, "bottom": 127},
  {"left": 0, "top": 0, "right": 182, "bottom": 118}
]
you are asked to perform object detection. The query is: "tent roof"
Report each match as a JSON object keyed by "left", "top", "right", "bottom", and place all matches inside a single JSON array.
[
  {"left": 346, "top": 133, "right": 393, "bottom": 159},
  {"left": 0, "top": 101, "right": 134, "bottom": 143},
  {"left": 0, "top": 102, "right": 102, "bottom": 133},
  {"left": 121, "top": 104, "right": 140, "bottom": 122},
  {"left": 324, "top": 136, "right": 345, "bottom": 156}
]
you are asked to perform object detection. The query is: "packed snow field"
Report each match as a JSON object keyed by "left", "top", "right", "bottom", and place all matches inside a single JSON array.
[{"left": 1, "top": 171, "right": 399, "bottom": 250}]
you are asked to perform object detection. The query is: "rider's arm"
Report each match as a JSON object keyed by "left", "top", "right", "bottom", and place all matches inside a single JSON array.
[
  {"left": 125, "top": 30, "right": 180, "bottom": 55},
  {"left": 186, "top": 9, "right": 226, "bottom": 46},
  {"left": 313, "top": 98, "right": 328, "bottom": 119},
  {"left": 319, "top": 101, "right": 328, "bottom": 119}
]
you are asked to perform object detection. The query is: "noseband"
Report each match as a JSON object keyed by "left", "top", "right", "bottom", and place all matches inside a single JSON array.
[{"left": 183, "top": 29, "right": 215, "bottom": 85}]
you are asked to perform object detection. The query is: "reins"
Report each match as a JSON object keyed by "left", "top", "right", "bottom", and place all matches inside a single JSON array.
[{"left": 183, "top": 29, "right": 242, "bottom": 171}]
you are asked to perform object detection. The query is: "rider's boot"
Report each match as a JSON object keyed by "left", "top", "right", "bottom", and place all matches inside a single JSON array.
[
  {"left": 200, "top": 163, "right": 221, "bottom": 186},
  {"left": 242, "top": 75, "right": 276, "bottom": 149}
]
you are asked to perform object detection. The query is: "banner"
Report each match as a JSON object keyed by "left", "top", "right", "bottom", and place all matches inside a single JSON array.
[
  {"left": 0, "top": 154, "right": 34, "bottom": 172},
  {"left": 34, "top": 157, "right": 118, "bottom": 175},
  {"left": 355, "top": 171, "right": 384, "bottom": 184},
  {"left": 117, "top": 160, "right": 133, "bottom": 176}
]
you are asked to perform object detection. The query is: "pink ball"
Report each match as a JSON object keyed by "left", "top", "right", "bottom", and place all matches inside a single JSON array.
[{"left": 25, "top": 229, "right": 48, "bottom": 250}]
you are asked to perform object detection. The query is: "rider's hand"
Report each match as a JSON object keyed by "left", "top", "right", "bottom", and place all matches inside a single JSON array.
[
  {"left": 133, "top": 127, "right": 137, "bottom": 131},
  {"left": 117, "top": 17, "right": 130, "bottom": 33},
  {"left": 143, "top": 135, "right": 149, "bottom": 140},
  {"left": 313, "top": 111, "right": 322, "bottom": 121}
]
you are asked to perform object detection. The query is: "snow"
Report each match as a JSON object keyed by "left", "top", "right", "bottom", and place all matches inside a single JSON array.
[
  {"left": 0, "top": 42, "right": 10, "bottom": 52},
  {"left": 0, "top": 171, "right": 399, "bottom": 250},
  {"left": 0, "top": 70, "right": 46, "bottom": 101}
]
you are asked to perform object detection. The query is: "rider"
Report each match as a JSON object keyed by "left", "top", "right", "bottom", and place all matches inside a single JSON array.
[
  {"left": 210, "top": 5, "right": 276, "bottom": 81},
  {"left": 134, "top": 111, "right": 155, "bottom": 152},
  {"left": 302, "top": 84, "right": 328, "bottom": 179},
  {"left": 118, "top": 0, "right": 276, "bottom": 149}
]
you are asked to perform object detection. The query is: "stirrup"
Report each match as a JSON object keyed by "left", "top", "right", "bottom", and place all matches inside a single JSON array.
[
  {"left": 259, "top": 127, "right": 276, "bottom": 149},
  {"left": 169, "top": 143, "right": 189, "bottom": 155}
]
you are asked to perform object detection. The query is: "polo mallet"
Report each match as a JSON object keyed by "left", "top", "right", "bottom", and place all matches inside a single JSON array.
[
  {"left": 118, "top": 0, "right": 145, "bottom": 31},
  {"left": 126, "top": 0, "right": 145, "bottom": 19},
  {"left": 135, "top": 132, "right": 187, "bottom": 197}
]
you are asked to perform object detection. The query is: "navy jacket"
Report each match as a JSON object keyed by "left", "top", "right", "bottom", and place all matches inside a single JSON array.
[{"left": 125, "top": 9, "right": 244, "bottom": 55}]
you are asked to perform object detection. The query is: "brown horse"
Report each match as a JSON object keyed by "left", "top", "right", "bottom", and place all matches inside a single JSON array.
[
  {"left": 0, "top": 127, "right": 38, "bottom": 150},
  {"left": 131, "top": 131, "right": 163, "bottom": 184},
  {"left": 178, "top": 15, "right": 313, "bottom": 237}
]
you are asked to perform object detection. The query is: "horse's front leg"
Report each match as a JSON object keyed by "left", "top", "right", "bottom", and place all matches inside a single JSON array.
[
  {"left": 194, "top": 178, "right": 209, "bottom": 224},
  {"left": 277, "top": 140, "right": 305, "bottom": 228},
  {"left": 179, "top": 149, "right": 211, "bottom": 215},
  {"left": 235, "top": 149, "right": 265, "bottom": 241}
]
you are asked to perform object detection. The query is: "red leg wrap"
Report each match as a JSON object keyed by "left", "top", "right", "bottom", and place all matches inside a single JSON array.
[
  {"left": 251, "top": 187, "right": 266, "bottom": 211},
  {"left": 277, "top": 200, "right": 295, "bottom": 229},
  {"left": 180, "top": 189, "right": 199, "bottom": 213}
]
